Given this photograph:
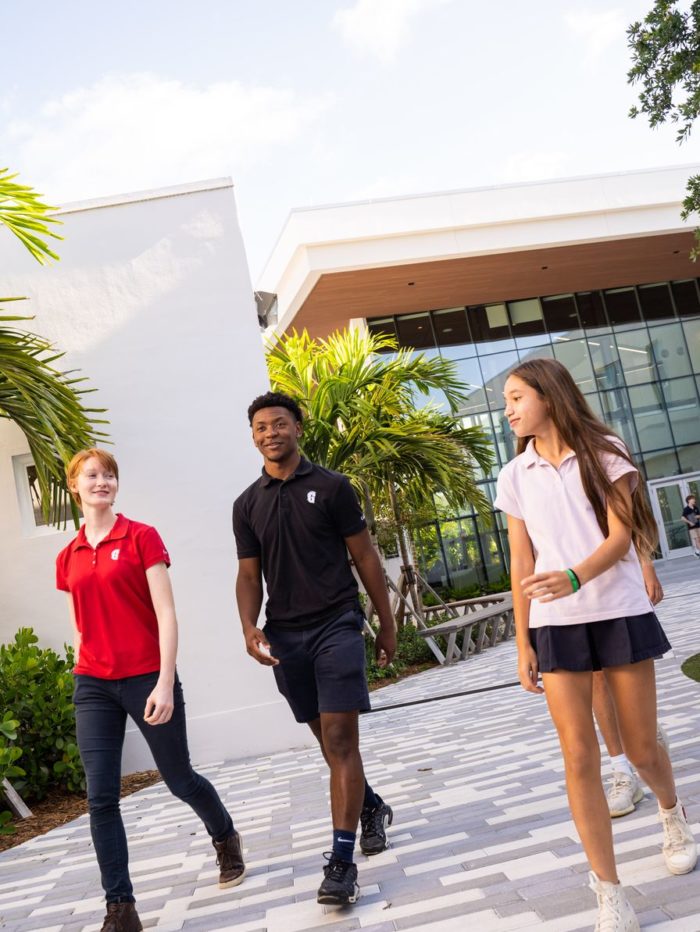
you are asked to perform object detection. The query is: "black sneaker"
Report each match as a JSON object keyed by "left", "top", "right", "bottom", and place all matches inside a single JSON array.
[
  {"left": 316, "top": 853, "right": 360, "bottom": 905},
  {"left": 360, "top": 798, "right": 393, "bottom": 855}
]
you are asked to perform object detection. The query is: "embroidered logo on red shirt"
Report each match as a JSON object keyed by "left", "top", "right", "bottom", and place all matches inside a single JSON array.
[{"left": 110, "top": 549, "right": 120, "bottom": 561}]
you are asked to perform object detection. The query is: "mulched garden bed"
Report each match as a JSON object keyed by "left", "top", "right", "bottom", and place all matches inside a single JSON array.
[{"left": 0, "top": 770, "right": 160, "bottom": 852}]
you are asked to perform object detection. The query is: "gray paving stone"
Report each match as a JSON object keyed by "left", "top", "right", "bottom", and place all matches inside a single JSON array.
[{"left": 0, "top": 556, "right": 698, "bottom": 930}]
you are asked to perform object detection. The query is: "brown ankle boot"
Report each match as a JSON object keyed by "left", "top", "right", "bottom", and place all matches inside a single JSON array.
[
  {"left": 213, "top": 829, "right": 246, "bottom": 888},
  {"left": 100, "top": 901, "right": 143, "bottom": 932}
]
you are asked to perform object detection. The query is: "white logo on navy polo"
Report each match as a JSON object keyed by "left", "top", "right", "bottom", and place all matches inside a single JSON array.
[
  {"left": 111, "top": 549, "right": 120, "bottom": 560},
  {"left": 307, "top": 491, "right": 316, "bottom": 503}
]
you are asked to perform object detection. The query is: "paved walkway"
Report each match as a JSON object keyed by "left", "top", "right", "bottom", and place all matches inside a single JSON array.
[{"left": 1, "top": 559, "right": 699, "bottom": 931}]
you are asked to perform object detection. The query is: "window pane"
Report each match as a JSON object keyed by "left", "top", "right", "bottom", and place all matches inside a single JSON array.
[
  {"left": 628, "top": 383, "right": 674, "bottom": 451},
  {"left": 395, "top": 312, "right": 435, "bottom": 349},
  {"left": 678, "top": 443, "right": 700, "bottom": 473},
  {"left": 491, "top": 409, "right": 518, "bottom": 465},
  {"left": 604, "top": 288, "right": 642, "bottom": 327},
  {"left": 433, "top": 308, "right": 472, "bottom": 356},
  {"left": 638, "top": 283, "right": 675, "bottom": 322},
  {"left": 599, "top": 389, "right": 640, "bottom": 453},
  {"left": 588, "top": 336, "right": 623, "bottom": 389},
  {"left": 646, "top": 322, "right": 691, "bottom": 379},
  {"left": 453, "top": 357, "right": 486, "bottom": 413},
  {"left": 662, "top": 377, "right": 700, "bottom": 446},
  {"left": 552, "top": 337, "right": 595, "bottom": 392},
  {"left": 517, "top": 343, "right": 554, "bottom": 364},
  {"left": 577, "top": 291, "right": 608, "bottom": 331},
  {"left": 683, "top": 318, "right": 700, "bottom": 372},
  {"left": 367, "top": 317, "right": 397, "bottom": 347},
  {"left": 468, "top": 304, "right": 515, "bottom": 354},
  {"left": 615, "top": 328, "right": 658, "bottom": 386},
  {"left": 542, "top": 294, "right": 579, "bottom": 336},
  {"left": 479, "top": 351, "right": 519, "bottom": 404},
  {"left": 508, "top": 298, "right": 546, "bottom": 349},
  {"left": 642, "top": 448, "right": 680, "bottom": 480},
  {"left": 672, "top": 280, "right": 700, "bottom": 319},
  {"left": 439, "top": 517, "right": 483, "bottom": 590}
]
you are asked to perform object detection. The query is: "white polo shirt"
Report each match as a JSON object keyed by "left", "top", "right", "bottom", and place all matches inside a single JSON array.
[{"left": 494, "top": 438, "right": 653, "bottom": 628}]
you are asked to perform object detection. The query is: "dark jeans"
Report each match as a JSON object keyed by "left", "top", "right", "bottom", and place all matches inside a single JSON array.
[{"left": 74, "top": 671, "right": 233, "bottom": 903}]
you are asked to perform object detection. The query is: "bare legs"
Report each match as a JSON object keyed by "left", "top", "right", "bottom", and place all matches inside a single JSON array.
[
  {"left": 307, "top": 713, "right": 365, "bottom": 831},
  {"left": 543, "top": 660, "right": 677, "bottom": 882}
]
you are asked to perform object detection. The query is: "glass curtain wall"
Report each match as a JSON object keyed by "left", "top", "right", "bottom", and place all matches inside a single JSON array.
[{"left": 368, "top": 279, "right": 700, "bottom": 590}]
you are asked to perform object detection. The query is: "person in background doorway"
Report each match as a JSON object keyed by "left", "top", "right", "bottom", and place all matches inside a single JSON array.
[
  {"left": 57, "top": 449, "right": 244, "bottom": 932},
  {"left": 681, "top": 494, "right": 700, "bottom": 557},
  {"left": 233, "top": 391, "right": 396, "bottom": 909}
]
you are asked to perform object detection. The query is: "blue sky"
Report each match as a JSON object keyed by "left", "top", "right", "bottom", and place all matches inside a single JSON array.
[{"left": 3, "top": 0, "right": 699, "bottom": 277}]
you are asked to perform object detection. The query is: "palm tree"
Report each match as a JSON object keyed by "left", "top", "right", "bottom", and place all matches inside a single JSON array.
[
  {"left": 266, "top": 328, "right": 494, "bottom": 610},
  {"left": 1, "top": 168, "right": 106, "bottom": 525}
]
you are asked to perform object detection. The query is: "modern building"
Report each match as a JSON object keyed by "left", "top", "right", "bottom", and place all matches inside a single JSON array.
[
  {"left": 1, "top": 179, "right": 305, "bottom": 772},
  {"left": 258, "top": 165, "right": 700, "bottom": 589}
]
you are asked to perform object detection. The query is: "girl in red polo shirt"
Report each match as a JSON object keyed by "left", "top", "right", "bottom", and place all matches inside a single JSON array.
[
  {"left": 496, "top": 359, "right": 696, "bottom": 932},
  {"left": 57, "top": 449, "right": 245, "bottom": 932}
]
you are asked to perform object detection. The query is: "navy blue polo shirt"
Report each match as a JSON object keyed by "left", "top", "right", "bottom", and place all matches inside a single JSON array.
[{"left": 233, "top": 458, "right": 367, "bottom": 628}]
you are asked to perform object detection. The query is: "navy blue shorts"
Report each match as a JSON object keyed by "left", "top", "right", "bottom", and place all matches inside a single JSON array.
[
  {"left": 530, "top": 612, "right": 672, "bottom": 673},
  {"left": 264, "top": 608, "right": 370, "bottom": 723}
]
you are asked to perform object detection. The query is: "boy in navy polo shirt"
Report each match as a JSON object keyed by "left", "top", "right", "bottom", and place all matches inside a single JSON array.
[{"left": 233, "top": 392, "right": 397, "bottom": 907}]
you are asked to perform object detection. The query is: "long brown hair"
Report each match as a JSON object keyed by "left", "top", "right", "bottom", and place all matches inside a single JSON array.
[{"left": 508, "top": 358, "right": 658, "bottom": 558}]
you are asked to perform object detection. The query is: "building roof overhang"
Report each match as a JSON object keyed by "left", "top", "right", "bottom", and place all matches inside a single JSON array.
[{"left": 257, "top": 165, "right": 700, "bottom": 338}]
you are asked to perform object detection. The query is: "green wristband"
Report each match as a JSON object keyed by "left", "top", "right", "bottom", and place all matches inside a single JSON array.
[{"left": 565, "top": 568, "right": 580, "bottom": 593}]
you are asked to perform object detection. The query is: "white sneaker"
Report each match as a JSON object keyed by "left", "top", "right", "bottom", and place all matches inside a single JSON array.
[
  {"left": 606, "top": 771, "right": 644, "bottom": 818},
  {"left": 659, "top": 799, "right": 698, "bottom": 875},
  {"left": 588, "top": 872, "right": 640, "bottom": 931}
]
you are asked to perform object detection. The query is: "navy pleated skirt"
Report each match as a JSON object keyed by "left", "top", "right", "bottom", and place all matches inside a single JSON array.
[{"left": 529, "top": 612, "right": 672, "bottom": 673}]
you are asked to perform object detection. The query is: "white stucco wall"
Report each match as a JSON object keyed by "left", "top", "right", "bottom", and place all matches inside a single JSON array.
[{"left": 0, "top": 179, "right": 311, "bottom": 771}]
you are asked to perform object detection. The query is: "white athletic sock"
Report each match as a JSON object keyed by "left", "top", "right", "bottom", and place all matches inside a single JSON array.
[{"left": 610, "top": 753, "right": 634, "bottom": 776}]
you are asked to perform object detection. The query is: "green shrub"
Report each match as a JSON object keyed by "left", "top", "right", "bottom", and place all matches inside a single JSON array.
[
  {"left": 364, "top": 621, "right": 438, "bottom": 684},
  {"left": 0, "top": 714, "right": 24, "bottom": 835},
  {"left": 0, "top": 628, "right": 84, "bottom": 801}
]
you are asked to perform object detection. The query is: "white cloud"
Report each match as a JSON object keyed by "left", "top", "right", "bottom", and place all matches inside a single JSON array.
[
  {"left": 333, "top": 0, "right": 452, "bottom": 64},
  {"left": 5, "top": 73, "right": 331, "bottom": 204},
  {"left": 565, "top": 8, "right": 626, "bottom": 58}
]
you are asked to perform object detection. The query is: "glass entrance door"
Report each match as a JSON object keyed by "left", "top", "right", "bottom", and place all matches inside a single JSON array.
[{"left": 648, "top": 472, "right": 700, "bottom": 559}]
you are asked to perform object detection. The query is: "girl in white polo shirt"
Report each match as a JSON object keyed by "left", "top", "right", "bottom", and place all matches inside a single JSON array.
[{"left": 495, "top": 358, "right": 696, "bottom": 932}]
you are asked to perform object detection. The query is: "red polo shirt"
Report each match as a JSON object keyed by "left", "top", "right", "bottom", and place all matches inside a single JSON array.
[{"left": 56, "top": 514, "right": 171, "bottom": 679}]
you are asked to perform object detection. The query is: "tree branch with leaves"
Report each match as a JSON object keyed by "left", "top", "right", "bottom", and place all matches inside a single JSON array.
[
  {"left": 628, "top": 0, "right": 700, "bottom": 256},
  {"left": 0, "top": 168, "right": 107, "bottom": 525}
]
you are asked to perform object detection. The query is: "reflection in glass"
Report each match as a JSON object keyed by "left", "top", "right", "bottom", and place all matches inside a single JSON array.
[
  {"left": 395, "top": 312, "right": 435, "bottom": 349},
  {"left": 682, "top": 318, "right": 700, "bottom": 372},
  {"left": 542, "top": 294, "right": 579, "bottom": 336},
  {"left": 648, "top": 322, "right": 691, "bottom": 379},
  {"left": 491, "top": 409, "right": 517, "bottom": 465},
  {"left": 628, "top": 383, "right": 674, "bottom": 451},
  {"left": 508, "top": 298, "right": 546, "bottom": 349},
  {"left": 433, "top": 308, "right": 471, "bottom": 351},
  {"left": 604, "top": 288, "right": 642, "bottom": 327},
  {"left": 453, "top": 357, "right": 487, "bottom": 413},
  {"left": 479, "top": 351, "right": 519, "bottom": 406},
  {"left": 615, "top": 328, "right": 657, "bottom": 386},
  {"left": 468, "top": 304, "right": 515, "bottom": 354},
  {"left": 552, "top": 338, "right": 595, "bottom": 391},
  {"left": 577, "top": 291, "right": 608, "bottom": 331},
  {"left": 644, "top": 449, "right": 680, "bottom": 480},
  {"left": 599, "top": 388, "right": 640, "bottom": 453},
  {"left": 662, "top": 377, "right": 700, "bottom": 446},
  {"left": 588, "top": 337, "right": 623, "bottom": 389},
  {"left": 638, "top": 283, "right": 675, "bottom": 322},
  {"left": 672, "top": 280, "right": 700, "bottom": 318},
  {"left": 655, "top": 483, "right": 688, "bottom": 549},
  {"left": 518, "top": 344, "right": 554, "bottom": 363},
  {"left": 678, "top": 444, "right": 700, "bottom": 473}
]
